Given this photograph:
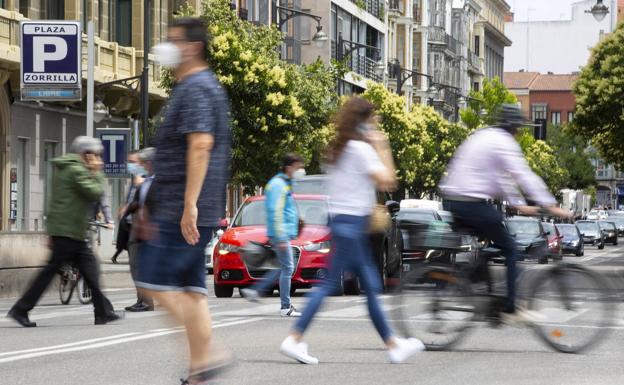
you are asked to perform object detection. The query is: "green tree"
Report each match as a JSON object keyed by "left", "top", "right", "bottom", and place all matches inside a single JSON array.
[
  {"left": 547, "top": 124, "right": 595, "bottom": 190},
  {"left": 460, "top": 77, "right": 517, "bottom": 130},
  {"left": 164, "top": 0, "right": 338, "bottom": 191},
  {"left": 572, "top": 22, "right": 624, "bottom": 169},
  {"left": 517, "top": 129, "right": 569, "bottom": 196}
]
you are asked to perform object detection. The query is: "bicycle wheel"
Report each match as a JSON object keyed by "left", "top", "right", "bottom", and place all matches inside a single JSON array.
[
  {"left": 59, "top": 273, "right": 75, "bottom": 305},
  {"left": 391, "top": 266, "right": 475, "bottom": 351},
  {"left": 77, "top": 277, "right": 93, "bottom": 305},
  {"left": 528, "top": 264, "right": 614, "bottom": 353}
]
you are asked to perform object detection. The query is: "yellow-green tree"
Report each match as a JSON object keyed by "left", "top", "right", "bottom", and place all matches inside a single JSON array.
[{"left": 517, "top": 129, "right": 569, "bottom": 196}]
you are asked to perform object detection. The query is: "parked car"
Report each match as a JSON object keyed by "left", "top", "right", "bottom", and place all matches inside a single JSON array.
[
  {"left": 504, "top": 217, "right": 549, "bottom": 264},
  {"left": 213, "top": 195, "right": 336, "bottom": 298},
  {"left": 587, "top": 209, "right": 608, "bottom": 220},
  {"left": 575, "top": 220, "right": 605, "bottom": 249},
  {"left": 383, "top": 202, "right": 446, "bottom": 277},
  {"left": 598, "top": 221, "right": 618, "bottom": 245},
  {"left": 292, "top": 174, "right": 328, "bottom": 195},
  {"left": 205, "top": 230, "right": 223, "bottom": 274},
  {"left": 610, "top": 216, "right": 624, "bottom": 236},
  {"left": 556, "top": 223, "right": 584, "bottom": 256},
  {"left": 541, "top": 222, "right": 563, "bottom": 260}
]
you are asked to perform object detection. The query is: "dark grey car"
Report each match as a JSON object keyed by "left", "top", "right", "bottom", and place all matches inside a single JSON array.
[
  {"left": 505, "top": 218, "right": 549, "bottom": 264},
  {"left": 598, "top": 221, "right": 618, "bottom": 245},
  {"left": 576, "top": 220, "right": 605, "bottom": 249},
  {"left": 556, "top": 223, "right": 584, "bottom": 256}
]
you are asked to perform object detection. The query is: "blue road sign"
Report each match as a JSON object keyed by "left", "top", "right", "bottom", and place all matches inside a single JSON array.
[
  {"left": 20, "top": 21, "right": 82, "bottom": 101},
  {"left": 95, "top": 129, "right": 131, "bottom": 178}
]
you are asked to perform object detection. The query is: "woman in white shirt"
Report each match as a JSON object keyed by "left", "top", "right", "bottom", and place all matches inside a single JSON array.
[{"left": 280, "top": 97, "right": 424, "bottom": 364}]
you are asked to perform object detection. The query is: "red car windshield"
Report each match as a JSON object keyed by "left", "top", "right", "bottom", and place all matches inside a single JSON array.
[{"left": 233, "top": 199, "right": 329, "bottom": 227}]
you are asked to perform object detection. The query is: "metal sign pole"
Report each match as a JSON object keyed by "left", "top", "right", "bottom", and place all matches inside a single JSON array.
[{"left": 86, "top": 20, "right": 95, "bottom": 137}]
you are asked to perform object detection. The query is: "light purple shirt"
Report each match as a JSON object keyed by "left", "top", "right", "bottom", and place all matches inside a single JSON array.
[{"left": 439, "top": 127, "right": 556, "bottom": 206}]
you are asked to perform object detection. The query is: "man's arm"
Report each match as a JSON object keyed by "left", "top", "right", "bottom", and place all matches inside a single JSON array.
[
  {"left": 73, "top": 163, "right": 105, "bottom": 202},
  {"left": 265, "top": 179, "right": 288, "bottom": 243},
  {"left": 180, "top": 132, "right": 214, "bottom": 245}
]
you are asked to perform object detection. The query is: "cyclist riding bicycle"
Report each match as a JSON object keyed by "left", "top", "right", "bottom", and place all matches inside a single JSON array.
[{"left": 439, "top": 104, "right": 570, "bottom": 322}]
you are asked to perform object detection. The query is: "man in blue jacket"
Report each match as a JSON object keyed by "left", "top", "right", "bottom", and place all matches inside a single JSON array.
[{"left": 242, "top": 153, "right": 306, "bottom": 316}]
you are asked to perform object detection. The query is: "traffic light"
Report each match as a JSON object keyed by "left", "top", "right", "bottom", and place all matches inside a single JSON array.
[{"left": 534, "top": 118, "right": 547, "bottom": 140}]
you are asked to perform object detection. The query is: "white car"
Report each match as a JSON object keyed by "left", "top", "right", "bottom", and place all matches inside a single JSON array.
[
  {"left": 205, "top": 230, "right": 224, "bottom": 273},
  {"left": 587, "top": 210, "right": 608, "bottom": 220}
]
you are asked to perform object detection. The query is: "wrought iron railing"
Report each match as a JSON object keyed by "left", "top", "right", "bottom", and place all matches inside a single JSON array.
[{"left": 350, "top": 0, "right": 384, "bottom": 20}]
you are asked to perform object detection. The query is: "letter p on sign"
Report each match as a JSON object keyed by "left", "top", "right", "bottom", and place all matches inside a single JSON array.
[{"left": 32, "top": 36, "right": 67, "bottom": 72}]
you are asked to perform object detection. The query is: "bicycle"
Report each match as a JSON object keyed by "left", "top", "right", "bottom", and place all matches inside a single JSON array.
[
  {"left": 57, "top": 221, "right": 108, "bottom": 305},
  {"left": 390, "top": 215, "right": 616, "bottom": 354}
]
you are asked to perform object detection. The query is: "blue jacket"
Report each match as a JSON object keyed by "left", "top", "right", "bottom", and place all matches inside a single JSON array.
[{"left": 265, "top": 173, "right": 298, "bottom": 242}]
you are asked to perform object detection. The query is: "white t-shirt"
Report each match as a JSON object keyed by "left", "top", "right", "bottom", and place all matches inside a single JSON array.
[{"left": 328, "top": 140, "right": 385, "bottom": 216}]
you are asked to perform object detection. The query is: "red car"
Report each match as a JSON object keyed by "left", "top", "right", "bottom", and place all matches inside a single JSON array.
[
  {"left": 542, "top": 221, "right": 563, "bottom": 260},
  {"left": 213, "top": 195, "right": 332, "bottom": 298}
]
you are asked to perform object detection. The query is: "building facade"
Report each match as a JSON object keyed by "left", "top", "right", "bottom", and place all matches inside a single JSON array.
[
  {"left": 504, "top": 0, "right": 618, "bottom": 74},
  {"left": 0, "top": 0, "right": 192, "bottom": 234}
]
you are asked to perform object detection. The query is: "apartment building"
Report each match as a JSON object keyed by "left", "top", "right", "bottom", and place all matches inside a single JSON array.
[{"left": 0, "top": 0, "right": 197, "bottom": 233}]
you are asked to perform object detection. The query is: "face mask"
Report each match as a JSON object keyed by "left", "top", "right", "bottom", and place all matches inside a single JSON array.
[
  {"left": 356, "top": 123, "right": 374, "bottom": 135},
  {"left": 127, "top": 163, "right": 146, "bottom": 176},
  {"left": 292, "top": 168, "right": 306, "bottom": 180},
  {"left": 153, "top": 42, "right": 182, "bottom": 69}
]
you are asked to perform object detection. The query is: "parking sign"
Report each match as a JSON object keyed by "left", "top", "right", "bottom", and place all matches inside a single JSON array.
[
  {"left": 95, "top": 128, "right": 131, "bottom": 177},
  {"left": 20, "top": 21, "right": 82, "bottom": 101}
]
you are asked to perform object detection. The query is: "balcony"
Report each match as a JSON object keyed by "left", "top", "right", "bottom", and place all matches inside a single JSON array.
[
  {"left": 388, "top": 0, "right": 404, "bottom": 15},
  {"left": 467, "top": 49, "right": 483, "bottom": 73},
  {"left": 350, "top": 0, "right": 385, "bottom": 21},
  {"left": 0, "top": 8, "right": 165, "bottom": 97},
  {"left": 429, "top": 26, "right": 446, "bottom": 45}
]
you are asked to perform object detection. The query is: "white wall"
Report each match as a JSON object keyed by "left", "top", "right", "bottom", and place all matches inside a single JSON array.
[{"left": 504, "top": 0, "right": 617, "bottom": 73}]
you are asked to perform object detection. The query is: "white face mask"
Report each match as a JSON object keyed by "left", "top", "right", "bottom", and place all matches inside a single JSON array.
[
  {"left": 152, "top": 42, "right": 182, "bottom": 69},
  {"left": 292, "top": 168, "right": 306, "bottom": 180}
]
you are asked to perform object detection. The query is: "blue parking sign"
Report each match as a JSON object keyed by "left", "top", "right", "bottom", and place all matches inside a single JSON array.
[
  {"left": 20, "top": 21, "right": 82, "bottom": 101},
  {"left": 96, "top": 129, "right": 131, "bottom": 178}
]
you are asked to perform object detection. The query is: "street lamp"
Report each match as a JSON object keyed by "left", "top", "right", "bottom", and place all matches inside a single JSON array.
[
  {"left": 275, "top": 5, "right": 327, "bottom": 48},
  {"left": 586, "top": 0, "right": 610, "bottom": 22},
  {"left": 93, "top": 100, "right": 109, "bottom": 123},
  {"left": 337, "top": 33, "right": 384, "bottom": 81},
  {"left": 388, "top": 59, "right": 433, "bottom": 95}
]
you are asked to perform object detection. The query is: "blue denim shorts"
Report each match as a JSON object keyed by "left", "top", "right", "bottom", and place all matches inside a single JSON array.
[{"left": 135, "top": 221, "right": 213, "bottom": 295}]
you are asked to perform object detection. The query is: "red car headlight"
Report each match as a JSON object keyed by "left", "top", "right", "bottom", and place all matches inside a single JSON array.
[
  {"left": 218, "top": 243, "right": 241, "bottom": 255},
  {"left": 303, "top": 241, "right": 331, "bottom": 254}
]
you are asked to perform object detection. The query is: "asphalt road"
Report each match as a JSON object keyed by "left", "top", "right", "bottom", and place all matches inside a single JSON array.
[{"left": 1, "top": 245, "right": 624, "bottom": 385}]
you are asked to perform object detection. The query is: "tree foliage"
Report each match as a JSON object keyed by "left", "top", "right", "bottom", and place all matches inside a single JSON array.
[
  {"left": 572, "top": 22, "right": 624, "bottom": 169},
  {"left": 517, "top": 129, "right": 569, "bottom": 196},
  {"left": 546, "top": 124, "right": 595, "bottom": 190},
  {"left": 163, "top": 0, "right": 338, "bottom": 191},
  {"left": 460, "top": 77, "right": 517, "bottom": 130}
]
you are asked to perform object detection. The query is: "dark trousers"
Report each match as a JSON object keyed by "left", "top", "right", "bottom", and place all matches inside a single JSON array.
[
  {"left": 443, "top": 200, "right": 518, "bottom": 312},
  {"left": 12, "top": 236, "right": 114, "bottom": 318}
]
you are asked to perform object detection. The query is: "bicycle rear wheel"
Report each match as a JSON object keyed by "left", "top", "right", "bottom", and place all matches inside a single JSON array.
[
  {"left": 77, "top": 277, "right": 93, "bottom": 305},
  {"left": 528, "top": 264, "right": 614, "bottom": 353},
  {"left": 391, "top": 266, "right": 475, "bottom": 351},
  {"left": 59, "top": 272, "right": 75, "bottom": 305}
]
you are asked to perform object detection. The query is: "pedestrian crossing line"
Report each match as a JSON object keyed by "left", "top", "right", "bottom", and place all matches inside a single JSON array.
[{"left": 0, "top": 318, "right": 261, "bottom": 364}]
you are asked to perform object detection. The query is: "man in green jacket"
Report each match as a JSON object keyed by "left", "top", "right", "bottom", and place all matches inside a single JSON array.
[{"left": 8, "top": 136, "right": 123, "bottom": 327}]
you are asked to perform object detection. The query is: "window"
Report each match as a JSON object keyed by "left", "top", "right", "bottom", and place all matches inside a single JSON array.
[
  {"left": 532, "top": 104, "right": 547, "bottom": 120},
  {"left": 1, "top": 0, "right": 6, "bottom": 9},
  {"left": 474, "top": 35, "right": 480, "bottom": 56},
  {"left": 46, "top": 0, "right": 65, "bottom": 19},
  {"left": 19, "top": 0, "right": 28, "bottom": 16},
  {"left": 16, "top": 138, "right": 29, "bottom": 231},
  {"left": 115, "top": 0, "right": 132, "bottom": 47},
  {"left": 473, "top": 82, "right": 480, "bottom": 91},
  {"left": 568, "top": 111, "right": 575, "bottom": 122},
  {"left": 551, "top": 111, "right": 561, "bottom": 125},
  {"left": 596, "top": 159, "right": 608, "bottom": 178}
]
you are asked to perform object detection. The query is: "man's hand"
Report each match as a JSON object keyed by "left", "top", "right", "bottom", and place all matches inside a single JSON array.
[
  {"left": 104, "top": 223, "right": 115, "bottom": 230},
  {"left": 181, "top": 204, "right": 200, "bottom": 245},
  {"left": 84, "top": 154, "right": 103, "bottom": 173}
]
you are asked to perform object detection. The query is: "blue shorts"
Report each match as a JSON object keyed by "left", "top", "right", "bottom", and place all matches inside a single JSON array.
[{"left": 135, "top": 221, "right": 213, "bottom": 295}]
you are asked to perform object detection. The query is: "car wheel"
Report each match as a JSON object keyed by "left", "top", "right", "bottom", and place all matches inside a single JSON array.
[
  {"left": 614, "top": 241, "right": 618, "bottom": 246},
  {"left": 330, "top": 271, "right": 345, "bottom": 296},
  {"left": 343, "top": 275, "right": 361, "bottom": 296},
  {"left": 538, "top": 255, "right": 549, "bottom": 264},
  {"left": 214, "top": 283, "right": 234, "bottom": 298},
  {"left": 598, "top": 242, "right": 605, "bottom": 250}
]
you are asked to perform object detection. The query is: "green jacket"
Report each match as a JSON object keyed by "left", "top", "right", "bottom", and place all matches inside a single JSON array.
[{"left": 46, "top": 154, "right": 105, "bottom": 240}]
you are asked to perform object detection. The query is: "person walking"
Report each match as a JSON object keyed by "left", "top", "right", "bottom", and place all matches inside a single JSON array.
[
  {"left": 279, "top": 97, "right": 424, "bottom": 364},
  {"left": 111, "top": 150, "right": 144, "bottom": 264},
  {"left": 124, "top": 147, "right": 155, "bottom": 312},
  {"left": 7, "top": 136, "right": 123, "bottom": 327},
  {"left": 136, "top": 18, "right": 231, "bottom": 384},
  {"left": 241, "top": 153, "right": 306, "bottom": 317}
]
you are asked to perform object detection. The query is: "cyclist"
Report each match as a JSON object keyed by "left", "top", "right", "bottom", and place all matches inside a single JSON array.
[{"left": 439, "top": 104, "right": 570, "bottom": 322}]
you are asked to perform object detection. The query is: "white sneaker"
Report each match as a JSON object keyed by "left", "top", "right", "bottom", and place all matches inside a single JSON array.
[
  {"left": 502, "top": 308, "right": 546, "bottom": 326},
  {"left": 240, "top": 288, "right": 260, "bottom": 303},
  {"left": 280, "top": 336, "right": 319, "bottom": 364},
  {"left": 280, "top": 305, "right": 301, "bottom": 317},
  {"left": 388, "top": 337, "right": 425, "bottom": 364}
]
